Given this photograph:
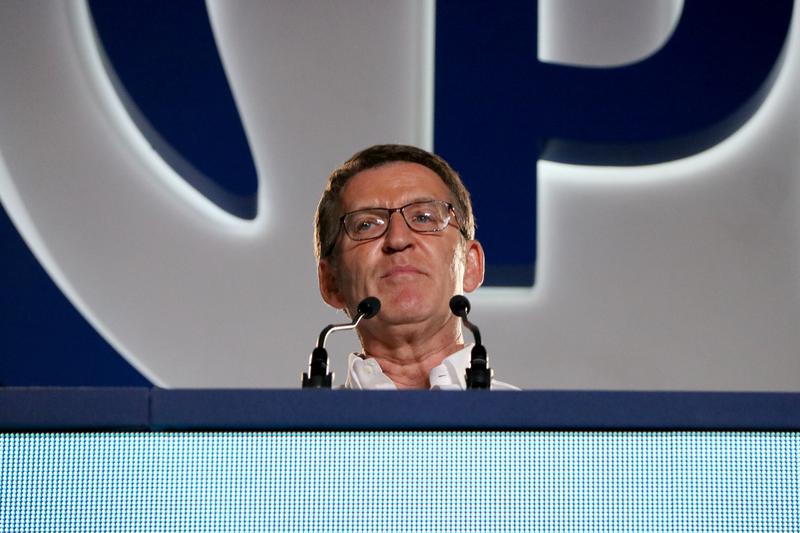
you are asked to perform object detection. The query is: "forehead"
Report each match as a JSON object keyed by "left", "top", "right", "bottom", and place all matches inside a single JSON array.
[{"left": 340, "top": 162, "right": 451, "bottom": 211}]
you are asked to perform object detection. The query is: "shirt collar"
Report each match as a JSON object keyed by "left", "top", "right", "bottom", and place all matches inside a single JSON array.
[{"left": 344, "top": 344, "right": 474, "bottom": 390}]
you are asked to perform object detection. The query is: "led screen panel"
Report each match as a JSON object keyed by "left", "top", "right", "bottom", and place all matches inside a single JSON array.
[{"left": 2, "top": 431, "right": 798, "bottom": 531}]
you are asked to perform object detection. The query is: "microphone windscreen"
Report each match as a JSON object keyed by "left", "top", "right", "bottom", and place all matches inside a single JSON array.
[
  {"left": 357, "top": 297, "right": 381, "bottom": 319},
  {"left": 449, "top": 294, "right": 471, "bottom": 316}
]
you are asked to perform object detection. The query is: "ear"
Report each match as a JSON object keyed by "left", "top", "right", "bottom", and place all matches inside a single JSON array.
[
  {"left": 318, "top": 259, "right": 346, "bottom": 309},
  {"left": 462, "top": 239, "right": 485, "bottom": 293}
]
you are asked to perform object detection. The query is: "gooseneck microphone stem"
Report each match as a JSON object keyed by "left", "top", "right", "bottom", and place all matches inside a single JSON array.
[
  {"left": 302, "top": 297, "right": 380, "bottom": 389},
  {"left": 459, "top": 314, "right": 482, "bottom": 347},
  {"left": 316, "top": 313, "right": 369, "bottom": 349},
  {"left": 449, "top": 295, "right": 492, "bottom": 390}
]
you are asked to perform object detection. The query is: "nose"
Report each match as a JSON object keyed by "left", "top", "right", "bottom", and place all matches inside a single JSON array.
[{"left": 381, "top": 211, "right": 413, "bottom": 253}]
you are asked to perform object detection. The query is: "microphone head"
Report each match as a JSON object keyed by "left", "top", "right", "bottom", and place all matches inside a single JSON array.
[
  {"left": 357, "top": 297, "right": 381, "bottom": 319},
  {"left": 449, "top": 294, "right": 471, "bottom": 317}
]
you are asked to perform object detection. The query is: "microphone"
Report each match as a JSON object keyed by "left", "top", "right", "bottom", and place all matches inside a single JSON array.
[
  {"left": 449, "top": 294, "right": 471, "bottom": 315},
  {"left": 449, "top": 295, "right": 492, "bottom": 389},
  {"left": 302, "top": 297, "right": 381, "bottom": 388},
  {"left": 356, "top": 296, "right": 381, "bottom": 320}
]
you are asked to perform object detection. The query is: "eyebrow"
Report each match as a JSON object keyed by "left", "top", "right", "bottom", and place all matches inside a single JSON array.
[{"left": 346, "top": 197, "right": 441, "bottom": 212}]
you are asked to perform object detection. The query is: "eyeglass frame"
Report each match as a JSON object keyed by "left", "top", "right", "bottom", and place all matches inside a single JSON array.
[{"left": 328, "top": 199, "right": 469, "bottom": 255}]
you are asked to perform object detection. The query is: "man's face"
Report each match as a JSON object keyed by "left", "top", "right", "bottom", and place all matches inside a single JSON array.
[{"left": 318, "top": 162, "right": 484, "bottom": 329}]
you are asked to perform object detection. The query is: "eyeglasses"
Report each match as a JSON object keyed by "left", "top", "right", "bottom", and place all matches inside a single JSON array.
[{"left": 338, "top": 200, "right": 464, "bottom": 244}]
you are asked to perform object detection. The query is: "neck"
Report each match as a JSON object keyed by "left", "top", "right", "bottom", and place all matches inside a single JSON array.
[{"left": 358, "top": 316, "right": 464, "bottom": 389}]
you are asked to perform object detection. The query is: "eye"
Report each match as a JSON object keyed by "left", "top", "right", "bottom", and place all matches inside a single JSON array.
[
  {"left": 412, "top": 212, "right": 433, "bottom": 224},
  {"left": 355, "top": 219, "right": 375, "bottom": 233},
  {"left": 406, "top": 203, "right": 445, "bottom": 228},
  {"left": 347, "top": 212, "right": 386, "bottom": 235}
]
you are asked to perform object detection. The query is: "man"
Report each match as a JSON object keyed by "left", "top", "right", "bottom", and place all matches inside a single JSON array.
[{"left": 315, "top": 144, "right": 518, "bottom": 390}]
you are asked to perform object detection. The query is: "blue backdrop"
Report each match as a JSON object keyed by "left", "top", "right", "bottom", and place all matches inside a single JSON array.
[{"left": 0, "top": 0, "right": 792, "bottom": 386}]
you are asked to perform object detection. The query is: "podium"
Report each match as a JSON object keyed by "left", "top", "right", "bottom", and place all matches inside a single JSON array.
[{"left": 2, "top": 389, "right": 799, "bottom": 530}]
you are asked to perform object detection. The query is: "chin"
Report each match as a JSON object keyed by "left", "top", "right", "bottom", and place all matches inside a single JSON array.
[{"left": 380, "top": 293, "right": 436, "bottom": 324}]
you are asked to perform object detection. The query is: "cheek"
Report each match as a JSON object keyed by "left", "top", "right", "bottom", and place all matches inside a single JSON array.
[
  {"left": 337, "top": 250, "right": 378, "bottom": 296},
  {"left": 449, "top": 243, "right": 467, "bottom": 281}
]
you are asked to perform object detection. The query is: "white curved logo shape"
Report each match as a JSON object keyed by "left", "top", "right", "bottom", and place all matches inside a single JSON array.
[{"left": 0, "top": 1, "right": 798, "bottom": 389}]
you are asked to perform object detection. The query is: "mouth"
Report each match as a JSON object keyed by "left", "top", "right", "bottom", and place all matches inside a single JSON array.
[{"left": 381, "top": 265, "right": 424, "bottom": 279}]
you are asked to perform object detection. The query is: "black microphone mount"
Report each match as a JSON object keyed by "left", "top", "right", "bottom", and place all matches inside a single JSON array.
[
  {"left": 449, "top": 295, "right": 492, "bottom": 389},
  {"left": 302, "top": 297, "right": 381, "bottom": 388}
]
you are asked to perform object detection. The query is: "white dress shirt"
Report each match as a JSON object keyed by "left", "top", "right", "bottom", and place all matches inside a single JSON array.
[{"left": 343, "top": 344, "right": 520, "bottom": 390}]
